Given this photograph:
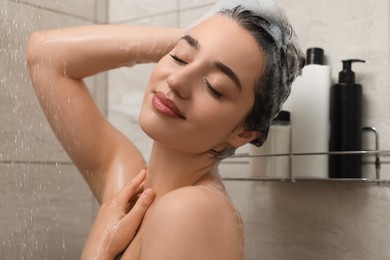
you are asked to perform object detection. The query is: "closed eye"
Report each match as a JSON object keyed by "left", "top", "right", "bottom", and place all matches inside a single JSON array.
[
  {"left": 169, "top": 54, "right": 222, "bottom": 99},
  {"left": 170, "top": 54, "right": 188, "bottom": 65},
  {"left": 205, "top": 79, "right": 222, "bottom": 99}
]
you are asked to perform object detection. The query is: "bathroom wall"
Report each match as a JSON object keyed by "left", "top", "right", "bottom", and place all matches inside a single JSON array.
[
  {"left": 0, "top": 0, "right": 107, "bottom": 259},
  {"left": 2, "top": 0, "right": 388, "bottom": 259},
  {"left": 108, "top": 0, "right": 390, "bottom": 260}
]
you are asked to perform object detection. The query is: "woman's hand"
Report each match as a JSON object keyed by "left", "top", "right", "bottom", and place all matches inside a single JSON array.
[{"left": 81, "top": 170, "right": 155, "bottom": 260}]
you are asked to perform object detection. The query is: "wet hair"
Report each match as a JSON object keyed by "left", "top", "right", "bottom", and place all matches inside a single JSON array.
[{"left": 219, "top": 6, "right": 305, "bottom": 147}]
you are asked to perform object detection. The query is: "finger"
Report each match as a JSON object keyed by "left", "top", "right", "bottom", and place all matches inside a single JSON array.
[
  {"left": 118, "top": 189, "right": 155, "bottom": 239},
  {"left": 134, "top": 181, "right": 145, "bottom": 196},
  {"left": 127, "top": 188, "right": 155, "bottom": 220},
  {"left": 126, "top": 180, "right": 146, "bottom": 207},
  {"left": 116, "top": 169, "right": 147, "bottom": 203},
  {"left": 125, "top": 181, "right": 147, "bottom": 213},
  {"left": 107, "top": 189, "right": 155, "bottom": 256},
  {"left": 126, "top": 192, "right": 141, "bottom": 213}
]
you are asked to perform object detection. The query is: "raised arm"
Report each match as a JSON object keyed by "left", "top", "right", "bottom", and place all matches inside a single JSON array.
[{"left": 27, "top": 25, "right": 183, "bottom": 203}]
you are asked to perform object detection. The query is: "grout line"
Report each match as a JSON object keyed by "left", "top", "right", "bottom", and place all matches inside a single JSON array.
[
  {"left": 7, "top": 0, "right": 95, "bottom": 23},
  {"left": 111, "top": 9, "right": 178, "bottom": 24},
  {"left": 0, "top": 160, "right": 73, "bottom": 166},
  {"left": 179, "top": 3, "right": 214, "bottom": 12},
  {"left": 105, "top": 0, "right": 109, "bottom": 23},
  {"left": 105, "top": 0, "right": 109, "bottom": 22},
  {"left": 103, "top": 72, "right": 108, "bottom": 116},
  {"left": 176, "top": 0, "right": 180, "bottom": 28},
  {"left": 111, "top": 4, "right": 214, "bottom": 24},
  {"left": 94, "top": 0, "right": 98, "bottom": 23},
  {"left": 93, "top": 0, "right": 109, "bottom": 24}
]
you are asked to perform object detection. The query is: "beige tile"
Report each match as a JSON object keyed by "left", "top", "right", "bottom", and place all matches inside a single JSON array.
[
  {"left": 95, "top": 0, "right": 109, "bottom": 23},
  {"left": 122, "top": 12, "right": 178, "bottom": 27},
  {"left": 109, "top": 64, "right": 155, "bottom": 102},
  {"left": 108, "top": 108, "right": 153, "bottom": 160},
  {"left": 0, "top": 163, "right": 95, "bottom": 259},
  {"left": 178, "top": 5, "right": 212, "bottom": 28},
  {"left": 219, "top": 161, "right": 251, "bottom": 179},
  {"left": 2, "top": 1, "right": 93, "bottom": 31},
  {"left": 109, "top": 0, "right": 177, "bottom": 23},
  {"left": 224, "top": 180, "right": 390, "bottom": 260},
  {"left": 88, "top": 73, "right": 108, "bottom": 116},
  {"left": 0, "top": 2, "right": 106, "bottom": 162},
  {"left": 15, "top": 0, "right": 96, "bottom": 21},
  {"left": 179, "top": 0, "right": 215, "bottom": 10}
]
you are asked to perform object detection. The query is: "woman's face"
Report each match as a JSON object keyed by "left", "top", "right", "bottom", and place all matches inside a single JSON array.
[{"left": 140, "top": 15, "right": 265, "bottom": 154}]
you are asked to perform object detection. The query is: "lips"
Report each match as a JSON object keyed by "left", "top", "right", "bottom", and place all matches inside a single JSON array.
[{"left": 152, "top": 91, "right": 186, "bottom": 119}]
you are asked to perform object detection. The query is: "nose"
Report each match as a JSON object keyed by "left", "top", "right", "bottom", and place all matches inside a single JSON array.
[{"left": 166, "top": 66, "right": 195, "bottom": 99}]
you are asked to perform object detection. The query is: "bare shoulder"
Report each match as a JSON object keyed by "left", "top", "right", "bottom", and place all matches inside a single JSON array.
[{"left": 140, "top": 186, "right": 244, "bottom": 260}]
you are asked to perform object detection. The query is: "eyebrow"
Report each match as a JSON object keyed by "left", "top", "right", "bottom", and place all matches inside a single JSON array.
[
  {"left": 214, "top": 61, "right": 242, "bottom": 91},
  {"left": 180, "top": 35, "right": 199, "bottom": 49},
  {"left": 180, "top": 34, "right": 242, "bottom": 91}
]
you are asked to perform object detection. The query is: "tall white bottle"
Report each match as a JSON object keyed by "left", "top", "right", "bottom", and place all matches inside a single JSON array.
[{"left": 284, "top": 48, "right": 331, "bottom": 178}]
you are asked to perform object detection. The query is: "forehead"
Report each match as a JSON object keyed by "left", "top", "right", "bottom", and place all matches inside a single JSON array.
[{"left": 187, "top": 15, "right": 265, "bottom": 89}]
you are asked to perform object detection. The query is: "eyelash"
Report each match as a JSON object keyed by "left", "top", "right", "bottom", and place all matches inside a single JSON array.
[
  {"left": 170, "top": 54, "right": 222, "bottom": 99},
  {"left": 205, "top": 79, "right": 222, "bottom": 99},
  {"left": 170, "top": 54, "right": 187, "bottom": 65}
]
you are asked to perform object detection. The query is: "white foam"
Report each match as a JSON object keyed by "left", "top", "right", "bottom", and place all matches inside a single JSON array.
[
  {"left": 209, "top": 0, "right": 287, "bottom": 22},
  {"left": 190, "top": 0, "right": 291, "bottom": 47}
]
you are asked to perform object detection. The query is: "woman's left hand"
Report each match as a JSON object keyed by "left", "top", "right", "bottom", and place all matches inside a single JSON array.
[{"left": 81, "top": 170, "right": 155, "bottom": 259}]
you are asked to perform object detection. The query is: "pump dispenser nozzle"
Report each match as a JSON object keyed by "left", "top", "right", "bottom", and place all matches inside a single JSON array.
[{"left": 339, "top": 59, "right": 365, "bottom": 84}]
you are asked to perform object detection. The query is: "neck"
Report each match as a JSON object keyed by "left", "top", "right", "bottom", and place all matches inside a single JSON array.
[{"left": 145, "top": 142, "right": 221, "bottom": 199}]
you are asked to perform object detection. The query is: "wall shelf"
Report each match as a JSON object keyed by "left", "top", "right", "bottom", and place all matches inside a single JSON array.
[
  {"left": 226, "top": 150, "right": 390, "bottom": 183},
  {"left": 231, "top": 150, "right": 390, "bottom": 158},
  {"left": 222, "top": 177, "right": 390, "bottom": 184}
]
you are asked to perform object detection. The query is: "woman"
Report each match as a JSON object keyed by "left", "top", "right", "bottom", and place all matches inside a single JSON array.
[{"left": 27, "top": 3, "right": 304, "bottom": 259}]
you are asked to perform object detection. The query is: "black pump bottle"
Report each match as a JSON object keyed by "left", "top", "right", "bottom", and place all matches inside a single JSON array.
[{"left": 329, "top": 59, "right": 365, "bottom": 178}]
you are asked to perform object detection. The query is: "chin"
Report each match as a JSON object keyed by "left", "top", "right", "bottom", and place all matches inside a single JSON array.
[
  {"left": 139, "top": 113, "right": 200, "bottom": 154},
  {"left": 139, "top": 104, "right": 157, "bottom": 140},
  {"left": 139, "top": 106, "right": 174, "bottom": 145}
]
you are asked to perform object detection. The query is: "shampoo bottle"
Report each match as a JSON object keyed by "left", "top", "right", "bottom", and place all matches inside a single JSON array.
[
  {"left": 287, "top": 48, "right": 331, "bottom": 179},
  {"left": 250, "top": 111, "right": 291, "bottom": 179},
  {"left": 329, "top": 59, "right": 365, "bottom": 178}
]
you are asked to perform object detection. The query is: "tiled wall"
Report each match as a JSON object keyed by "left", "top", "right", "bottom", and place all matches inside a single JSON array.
[
  {"left": 1, "top": 0, "right": 389, "bottom": 259},
  {"left": 0, "top": 0, "right": 107, "bottom": 258},
  {"left": 108, "top": 1, "right": 390, "bottom": 259}
]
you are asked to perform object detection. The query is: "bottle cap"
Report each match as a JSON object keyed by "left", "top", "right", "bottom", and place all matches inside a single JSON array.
[
  {"left": 306, "top": 48, "right": 324, "bottom": 65},
  {"left": 338, "top": 59, "right": 365, "bottom": 84},
  {"left": 273, "top": 110, "right": 290, "bottom": 123}
]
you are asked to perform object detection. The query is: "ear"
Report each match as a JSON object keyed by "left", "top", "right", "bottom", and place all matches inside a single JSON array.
[{"left": 227, "top": 127, "right": 260, "bottom": 148}]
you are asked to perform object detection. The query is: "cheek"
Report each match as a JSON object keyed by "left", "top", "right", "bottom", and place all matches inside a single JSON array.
[
  {"left": 195, "top": 92, "right": 254, "bottom": 128},
  {"left": 144, "top": 58, "right": 171, "bottom": 96},
  {"left": 191, "top": 100, "right": 245, "bottom": 138},
  {"left": 149, "top": 56, "right": 172, "bottom": 81}
]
